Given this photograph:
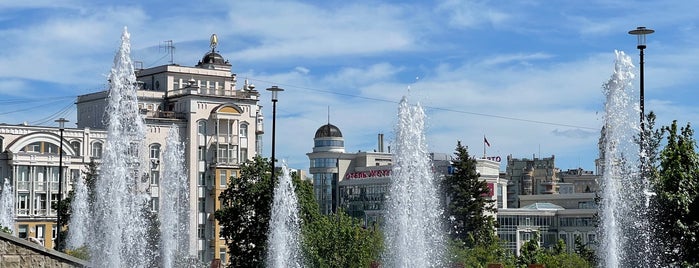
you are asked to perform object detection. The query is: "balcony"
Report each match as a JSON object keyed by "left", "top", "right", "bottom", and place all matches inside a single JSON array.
[
  {"left": 17, "top": 181, "right": 30, "bottom": 191},
  {"left": 34, "top": 182, "right": 46, "bottom": 192}
]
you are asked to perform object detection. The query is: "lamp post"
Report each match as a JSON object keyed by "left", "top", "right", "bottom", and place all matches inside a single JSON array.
[
  {"left": 628, "top": 26, "right": 654, "bottom": 136},
  {"left": 55, "top": 117, "right": 68, "bottom": 250},
  {"left": 266, "top": 86, "right": 284, "bottom": 187}
]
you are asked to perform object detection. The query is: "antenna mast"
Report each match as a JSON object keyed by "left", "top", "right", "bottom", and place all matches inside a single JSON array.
[{"left": 160, "top": 40, "right": 175, "bottom": 64}]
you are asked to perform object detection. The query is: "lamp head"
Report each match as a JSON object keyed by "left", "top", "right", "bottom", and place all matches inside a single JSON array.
[
  {"left": 266, "top": 86, "right": 284, "bottom": 101},
  {"left": 628, "top": 26, "right": 654, "bottom": 49}
]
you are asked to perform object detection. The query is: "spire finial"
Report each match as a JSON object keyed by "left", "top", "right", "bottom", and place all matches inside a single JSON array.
[{"left": 210, "top": 34, "right": 218, "bottom": 52}]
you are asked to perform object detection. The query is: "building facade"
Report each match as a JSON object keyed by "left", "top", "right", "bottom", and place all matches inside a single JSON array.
[
  {"left": 307, "top": 124, "right": 508, "bottom": 226},
  {"left": 0, "top": 35, "right": 263, "bottom": 264},
  {"left": 505, "top": 155, "right": 560, "bottom": 208},
  {"left": 0, "top": 125, "right": 105, "bottom": 249}
]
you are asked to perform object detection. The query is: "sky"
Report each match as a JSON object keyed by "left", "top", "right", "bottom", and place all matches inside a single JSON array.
[{"left": 1, "top": 0, "right": 698, "bottom": 174}]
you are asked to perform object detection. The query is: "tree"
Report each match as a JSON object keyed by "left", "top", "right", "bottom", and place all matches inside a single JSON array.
[
  {"left": 293, "top": 171, "right": 383, "bottom": 267},
  {"left": 52, "top": 159, "right": 99, "bottom": 251},
  {"left": 215, "top": 156, "right": 274, "bottom": 267},
  {"left": 653, "top": 120, "right": 699, "bottom": 265},
  {"left": 444, "top": 141, "right": 497, "bottom": 247}
]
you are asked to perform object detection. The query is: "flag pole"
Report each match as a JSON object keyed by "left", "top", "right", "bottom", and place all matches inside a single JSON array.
[{"left": 483, "top": 135, "right": 486, "bottom": 159}]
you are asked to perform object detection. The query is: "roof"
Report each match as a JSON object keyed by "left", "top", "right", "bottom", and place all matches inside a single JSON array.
[
  {"left": 521, "top": 202, "right": 565, "bottom": 210},
  {"left": 314, "top": 123, "right": 343, "bottom": 138}
]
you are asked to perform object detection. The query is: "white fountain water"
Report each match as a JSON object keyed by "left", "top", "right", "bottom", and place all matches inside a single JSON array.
[
  {"left": 382, "top": 97, "right": 446, "bottom": 267},
  {"left": 87, "top": 27, "right": 153, "bottom": 267},
  {"left": 66, "top": 175, "right": 89, "bottom": 249},
  {"left": 160, "top": 124, "right": 190, "bottom": 267},
  {"left": 599, "top": 50, "right": 658, "bottom": 267},
  {"left": 0, "top": 178, "right": 15, "bottom": 232},
  {"left": 266, "top": 161, "right": 303, "bottom": 268}
]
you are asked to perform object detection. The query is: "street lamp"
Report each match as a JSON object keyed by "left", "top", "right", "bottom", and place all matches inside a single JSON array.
[
  {"left": 55, "top": 117, "right": 68, "bottom": 250},
  {"left": 266, "top": 86, "right": 284, "bottom": 186},
  {"left": 628, "top": 26, "right": 654, "bottom": 135}
]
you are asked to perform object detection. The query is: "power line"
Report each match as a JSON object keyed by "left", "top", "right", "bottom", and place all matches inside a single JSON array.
[{"left": 247, "top": 78, "right": 599, "bottom": 131}]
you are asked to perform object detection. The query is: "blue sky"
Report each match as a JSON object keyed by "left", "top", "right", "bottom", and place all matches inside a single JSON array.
[{"left": 1, "top": 0, "right": 698, "bottom": 173}]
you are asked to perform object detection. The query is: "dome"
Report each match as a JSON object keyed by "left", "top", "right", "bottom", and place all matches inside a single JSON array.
[
  {"left": 314, "top": 123, "right": 343, "bottom": 138},
  {"left": 200, "top": 51, "right": 226, "bottom": 65}
]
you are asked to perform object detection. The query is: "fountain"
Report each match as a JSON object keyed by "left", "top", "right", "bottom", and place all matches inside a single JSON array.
[
  {"left": 87, "top": 27, "right": 153, "bottom": 267},
  {"left": 599, "top": 50, "right": 660, "bottom": 267},
  {"left": 0, "top": 178, "right": 15, "bottom": 232},
  {"left": 266, "top": 161, "right": 303, "bottom": 267},
  {"left": 382, "top": 97, "right": 446, "bottom": 267},
  {"left": 160, "top": 124, "right": 190, "bottom": 267},
  {"left": 66, "top": 175, "right": 89, "bottom": 249}
]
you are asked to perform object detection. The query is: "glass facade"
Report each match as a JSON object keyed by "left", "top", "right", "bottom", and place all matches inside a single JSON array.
[
  {"left": 339, "top": 183, "right": 388, "bottom": 225},
  {"left": 314, "top": 140, "right": 344, "bottom": 147},
  {"left": 313, "top": 173, "right": 337, "bottom": 214}
]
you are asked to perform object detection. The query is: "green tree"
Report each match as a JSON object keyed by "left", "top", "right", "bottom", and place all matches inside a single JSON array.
[
  {"left": 573, "top": 235, "right": 595, "bottom": 266},
  {"left": 654, "top": 120, "right": 699, "bottom": 265},
  {"left": 52, "top": 159, "right": 99, "bottom": 251},
  {"left": 448, "top": 237, "right": 515, "bottom": 268},
  {"left": 291, "top": 170, "right": 382, "bottom": 267},
  {"left": 444, "top": 141, "right": 497, "bottom": 247},
  {"left": 215, "top": 156, "right": 274, "bottom": 267},
  {"left": 518, "top": 232, "right": 543, "bottom": 266}
]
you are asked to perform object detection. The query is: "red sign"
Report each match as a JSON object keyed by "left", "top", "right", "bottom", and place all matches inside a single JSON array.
[{"left": 344, "top": 169, "right": 391, "bottom": 180}]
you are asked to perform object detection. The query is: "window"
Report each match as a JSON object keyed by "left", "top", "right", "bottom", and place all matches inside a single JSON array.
[
  {"left": 36, "top": 224, "right": 45, "bottom": 243},
  {"left": 69, "top": 141, "right": 81, "bottom": 156},
  {"left": 150, "top": 144, "right": 161, "bottom": 159},
  {"left": 92, "top": 142, "right": 103, "bottom": 158},
  {"left": 198, "top": 198, "right": 206, "bottom": 212},
  {"left": 18, "top": 225, "right": 28, "bottom": 238},
  {"left": 239, "top": 123, "right": 248, "bottom": 138},
  {"left": 50, "top": 194, "right": 59, "bottom": 215},
  {"left": 199, "top": 172, "right": 205, "bottom": 186},
  {"left": 17, "top": 194, "right": 29, "bottom": 215},
  {"left": 219, "top": 248, "right": 227, "bottom": 263},
  {"left": 198, "top": 146, "right": 205, "bottom": 161},
  {"left": 198, "top": 224, "right": 205, "bottom": 239},
  {"left": 240, "top": 148, "right": 248, "bottom": 162},
  {"left": 151, "top": 197, "right": 159, "bottom": 212},
  {"left": 219, "top": 170, "right": 227, "bottom": 188},
  {"left": 198, "top": 120, "right": 207, "bottom": 136},
  {"left": 151, "top": 170, "right": 160, "bottom": 185},
  {"left": 35, "top": 194, "right": 47, "bottom": 215}
]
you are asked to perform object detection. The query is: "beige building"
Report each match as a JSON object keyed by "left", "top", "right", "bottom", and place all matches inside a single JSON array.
[
  {"left": 75, "top": 35, "right": 264, "bottom": 263},
  {"left": 0, "top": 34, "right": 264, "bottom": 264}
]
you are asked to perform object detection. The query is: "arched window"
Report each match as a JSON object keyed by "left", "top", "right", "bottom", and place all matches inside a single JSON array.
[
  {"left": 239, "top": 123, "right": 248, "bottom": 138},
  {"left": 92, "top": 142, "right": 103, "bottom": 159},
  {"left": 70, "top": 141, "right": 81, "bottom": 157},
  {"left": 198, "top": 120, "right": 207, "bottom": 136},
  {"left": 150, "top": 144, "right": 161, "bottom": 159}
]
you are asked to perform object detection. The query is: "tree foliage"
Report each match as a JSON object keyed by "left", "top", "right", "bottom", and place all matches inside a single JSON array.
[
  {"left": 215, "top": 156, "right": 274, "bottom": 267},
  {"left": 52, "top": 159, "right": 99, "bottom": 251},
  {"left": 653, "top": 120, "right": 699, "bottom": 265},
  {"left": 444, "top": 141, "right": 497, "bottom": 247}
]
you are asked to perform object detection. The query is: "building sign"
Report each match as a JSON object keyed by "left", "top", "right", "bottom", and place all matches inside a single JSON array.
[
  {"left": 485, "top": 156, "right": 502, "bottom": 162},
  {"left": 344, "top": 169, "right": 391, "bottom": 180}
]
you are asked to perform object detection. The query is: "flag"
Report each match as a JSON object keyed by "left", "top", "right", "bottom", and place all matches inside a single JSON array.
[{"left": 484, "top": 136, "right": 491, "bottom": 147}]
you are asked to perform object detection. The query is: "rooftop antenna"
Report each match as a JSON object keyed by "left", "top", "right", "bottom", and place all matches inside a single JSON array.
[
  {"left": 327, "top": 106, "right": 330, "bottom": 125},
  {"left": 159, "top": 40, "right": 175, "bottom": 64}
]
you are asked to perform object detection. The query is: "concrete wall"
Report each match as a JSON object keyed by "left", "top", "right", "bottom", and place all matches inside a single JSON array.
[{"left": 0, "top": 231, "right": 89, "bottom": 268}]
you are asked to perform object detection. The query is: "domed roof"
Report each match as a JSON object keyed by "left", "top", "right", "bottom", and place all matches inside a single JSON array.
[
  {"left": 314, "top": 123, "right": 343, "bottom": 138},
  {"left": 200, "top": 51, "right": 227, "bottom": 65}
]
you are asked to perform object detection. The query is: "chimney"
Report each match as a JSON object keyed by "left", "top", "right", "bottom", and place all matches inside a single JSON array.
[{"left": 378, "top": 133, "right": 384, "bottom": 153}]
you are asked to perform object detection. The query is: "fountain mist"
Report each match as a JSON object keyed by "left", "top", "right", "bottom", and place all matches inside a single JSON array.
[
  {"left": 0, "top": 178, "right": 15, "bottom": 232},
  {"left": 66, "top": 175, "right": 89, "bottom": 249},
  {"left": 599, "top": 50, "right": 659, "bottom": 267},
  {"left": 382, "top": 97, "right": 446, "bottom": 267},
  {"left": 160, "top": 124, "right": 190, "bottom": 267},
  {"left": 87, "top": 27, "right": 152, "bottom": 267},
  {"left": 266, "top": 161, "right": 303, "bottom": 268}
]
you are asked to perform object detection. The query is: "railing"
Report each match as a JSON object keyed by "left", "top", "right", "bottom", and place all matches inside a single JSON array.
[
  {"left": 33, "top": 209, "right": 47, "bottom": 216},
  {"left": 34, "top": 182, "right": 46, "bottom": 191},
  {"left": 17, "top": 181, "right": 30, "bottom": 191},
  {"left": 17, "top": 209, "right": 28, "bottom": 216}
]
